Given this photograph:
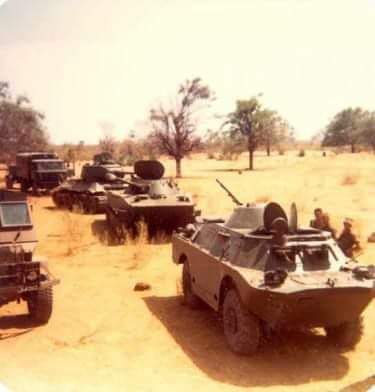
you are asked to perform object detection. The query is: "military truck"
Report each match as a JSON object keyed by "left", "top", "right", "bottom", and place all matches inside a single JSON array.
[
  {"left": 106, "top": 160, "right": 198, "bottom": 243},
  {"left": 0, "top": 190, "right": 59, "bottom": 323},
  {"left": 172, "top": 180, "right": 375, "bottom": 355},
  {"left": 52, "top": 153, "right": 127, "bottom": 214},
  {"left": 6, "top": 152, "right": 67, "bottom": 194}
]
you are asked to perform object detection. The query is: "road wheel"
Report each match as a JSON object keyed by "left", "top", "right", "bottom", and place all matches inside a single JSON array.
[
  {"left": 223, "top": 289, "right": 262, "bottom": 355},
  {"left": 6, "top": 177, "right": 13, "bottom": 189},
  {"left": 325, "top": 317, "right": 363, "bottom": 349},
  {"left": 27, "top": 287, "right": 53, "bottom": 325},
  {"left": 87, "top": 199, "right": 97, "bottom": 214},
  {"left": 182, "top": 261, "right": 201, "bottom": 309},
  {"left": 20, "top": 180, "right": 29, "bottom": 193},
  {"left": 32, "top": 183, "right": 40, "bottom": 196}
]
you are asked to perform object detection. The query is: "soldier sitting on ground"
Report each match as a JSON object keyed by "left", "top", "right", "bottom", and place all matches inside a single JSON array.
[{"left": 337, "top": 218, "right": 361, "bottom": 258}]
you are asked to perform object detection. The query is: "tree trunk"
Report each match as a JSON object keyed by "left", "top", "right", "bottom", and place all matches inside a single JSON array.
[
  {"left": 351, "top": 144, "right": 355, "bottom": 153},
  {"left": 248, "top": 149, "right": 254, "bottom": 171},
  {"left": 266, "top": 140, "right": 271, "bottom": 157},
  {"left": 176, "top": 158, "right": 182, "bottom": 178}
]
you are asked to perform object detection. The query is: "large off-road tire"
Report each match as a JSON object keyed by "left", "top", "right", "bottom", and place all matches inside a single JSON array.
[
  {"left": 222, "top": 289, "right": 262, "bottom": 355},
  {"left": 182, "top": 261, "right": 201, "bottom": 309},
  {"left": 325, "top": 317, "right": 364, "bottom": 349},
  {"left": 27, "top": 287, "right": 53, "bottom": 325}
]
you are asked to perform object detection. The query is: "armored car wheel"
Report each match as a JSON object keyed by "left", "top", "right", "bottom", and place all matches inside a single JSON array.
[
  {"left": 27, "top": 287, "right": 53, "bottom": 325},
  {"left": 222, "top": 289, "right": 261, "bottom": 355},
  {"left": 325, "top": 317, "right": 363, "bottom": 349},
  {"left": 182, "top": 261, "right": 201, "bottom": 309}
]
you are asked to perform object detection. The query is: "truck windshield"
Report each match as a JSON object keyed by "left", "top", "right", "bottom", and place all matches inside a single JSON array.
[
  {"left": 35, "top": 161, "right": 64, "bottom": 171},
  {"left": 0, "top": 203, "right": 31, "bottom": 227}
]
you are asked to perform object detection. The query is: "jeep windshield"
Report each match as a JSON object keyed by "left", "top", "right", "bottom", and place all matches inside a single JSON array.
[
  {"left": 33, "top": 160, "right": 65, "bottom": 172},
  {"left": 0, "top": 202, "right": 32, "bottom": 227}
]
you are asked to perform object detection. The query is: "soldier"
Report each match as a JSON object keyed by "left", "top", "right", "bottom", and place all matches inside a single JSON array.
[
  {"left": 337, "top": 218, "right": 361, "bottom": 258},
  {"left": 310, "top": 208, "right": 325, "bottom": 230},
  {"left": 322, "top": 213, "right": 337, "bottom": 239}
]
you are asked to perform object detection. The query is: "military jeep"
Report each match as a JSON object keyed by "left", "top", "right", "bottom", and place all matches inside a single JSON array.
[
  {"left": 0, "top": 190, "right": 59, "bottom": 324},
  {"left": 172, "top": 182, "right": 375, "bottom": 355}
]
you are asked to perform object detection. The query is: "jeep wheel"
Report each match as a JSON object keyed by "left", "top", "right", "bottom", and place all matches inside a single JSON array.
[
  {"left": 27, "top": 287, "right": 53, "bottom": 325},
  {"left": 325, "top": 317, "right": 363, "bottom": 349},
  {"left": 223, "top": 289, "right": 261, "bottom": 355},
  {"left": 182, "top": 261, "right": 201, "bottom": 309}
]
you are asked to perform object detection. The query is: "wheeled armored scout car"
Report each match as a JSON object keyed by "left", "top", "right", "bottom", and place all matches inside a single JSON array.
[
  {"left": 0, "top": 190, "right": 59, "bottom": 324},
  {"left": 52, "top": 153, "right": 127, "bottom": 214},
  {"left": 172, "top": 181, "right": 375, "bottom": 355},
  {"left": 106, "top": 160, "right": 198, "bottom": 243},
  {"left": 6, "top": 152, "right": 67, "bottom": 194}
]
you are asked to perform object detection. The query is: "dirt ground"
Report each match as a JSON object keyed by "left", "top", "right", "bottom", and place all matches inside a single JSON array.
[{"left": 0, "top": 151, "right": 374, "bottom": 392}]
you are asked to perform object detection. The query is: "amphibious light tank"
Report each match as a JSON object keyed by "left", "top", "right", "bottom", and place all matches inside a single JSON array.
[
  {"left": 0, "top": 190, "right": 59, "bottom": 323},
  {"left": 172, "top": 180, "right": 375, "bottom": 355},
  {"left": 52, "top": 153, "right": 127, "bottom": 214},
  {"left": 106, "top": 160, "right": 198, "bottom": 242}
]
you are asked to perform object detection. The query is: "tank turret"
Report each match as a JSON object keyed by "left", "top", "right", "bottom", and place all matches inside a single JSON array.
[{"left": 52, "top": 154, "right": 127, "bottom": 213}]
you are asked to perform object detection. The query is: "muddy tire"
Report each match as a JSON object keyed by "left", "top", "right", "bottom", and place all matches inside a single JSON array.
[
  {"left": 182, "top": 261, "right": 201, "bottom": 309},
  {"left": 325, "top": 317, "right": 363, "bottom": 349},
  {"left": 222, "top": 289, "right": 261, "bottom": 355},
  {"left": 27, "top": 287, "right": 53, "bottom": 325}
]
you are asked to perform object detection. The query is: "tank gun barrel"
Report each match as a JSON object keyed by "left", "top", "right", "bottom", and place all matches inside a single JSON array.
[{"left": 216, "top": 179, "right": 242, "bottom": 206}]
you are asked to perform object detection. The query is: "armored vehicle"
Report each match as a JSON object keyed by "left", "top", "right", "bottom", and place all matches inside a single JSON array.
[
  {"left": 172, "top": 180, "right": 375, "bottom": 355},
  {"left": 52, "top": 153, "right": 127, "bottom": 214},
  {"left": 6, "top": 152, "right": 67, "bottom": 194},
  {"left": 0, "top": 190, "right": 59, "bottom": 324},
  {"left": 106, "top": 160, "right": 198, "bottom": 242}
]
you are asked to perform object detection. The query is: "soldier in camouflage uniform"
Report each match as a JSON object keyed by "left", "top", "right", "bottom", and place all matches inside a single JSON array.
[{"left": 337, "top": 218, "right": 360, "bottom": 258}]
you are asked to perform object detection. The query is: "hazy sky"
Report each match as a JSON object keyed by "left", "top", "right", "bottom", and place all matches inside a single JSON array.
[{"left": 1, "top": 0, "right": 375, "bottom": 144}]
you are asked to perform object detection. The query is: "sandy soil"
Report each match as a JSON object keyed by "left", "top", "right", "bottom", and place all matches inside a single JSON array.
[{"left": 0, "top": 152, "right": 374, "bottom": 392}]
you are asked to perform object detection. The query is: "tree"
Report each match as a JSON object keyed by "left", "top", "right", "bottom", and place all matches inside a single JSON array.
[
  {"left": 0, "top": 81, "right": 49, "bottom": 162},
  {"left": 99, "top": 133, "right": 117, "bottom": 156},
  {"left": 224, "top": 97, "right": 266, "bottom": 170},
  {"left": 360, "top": 112, "right": 375, "bottom": 153},
  {"left": 322, "top": 108, "right": 366, "bottom": 153},
  {"left": 149, "top": 77, "right": 213, "bottom": 177}
]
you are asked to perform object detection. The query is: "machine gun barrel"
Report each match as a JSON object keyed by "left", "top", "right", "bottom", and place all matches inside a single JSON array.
[{"left": 216, "top": 179, "right": 243, "bottom": 206}]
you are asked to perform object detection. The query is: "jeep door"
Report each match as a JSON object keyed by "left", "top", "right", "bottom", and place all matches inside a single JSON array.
[{"left": 190, "top": 225, "right": 229, "bottom": 309}]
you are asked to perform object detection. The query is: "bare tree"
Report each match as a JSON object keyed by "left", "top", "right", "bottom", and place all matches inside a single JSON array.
[
  {"left": 98, "top": 121, "right": 117, "bottom": 156},
  {"left": 149, "top": 77, "right": 213, "bottom": 177}
]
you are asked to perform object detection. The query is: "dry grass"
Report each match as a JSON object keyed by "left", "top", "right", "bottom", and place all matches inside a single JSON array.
[
  {"left": 61, "top": 211, "right": 97, "bottom": 256},
  {"left": 123, "top": 220, "right": 150, "bottom": 270}
]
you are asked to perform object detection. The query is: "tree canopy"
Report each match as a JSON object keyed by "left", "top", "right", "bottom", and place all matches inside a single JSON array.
[
  {"left": 0, "top": 81, "right": 49, "bottom": 162},
  {"left": 322, "top": 107, "right": 367, "bottom": 153},
  {"left": 224, "top": 97, "right": 290, "bottom": 170}
]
